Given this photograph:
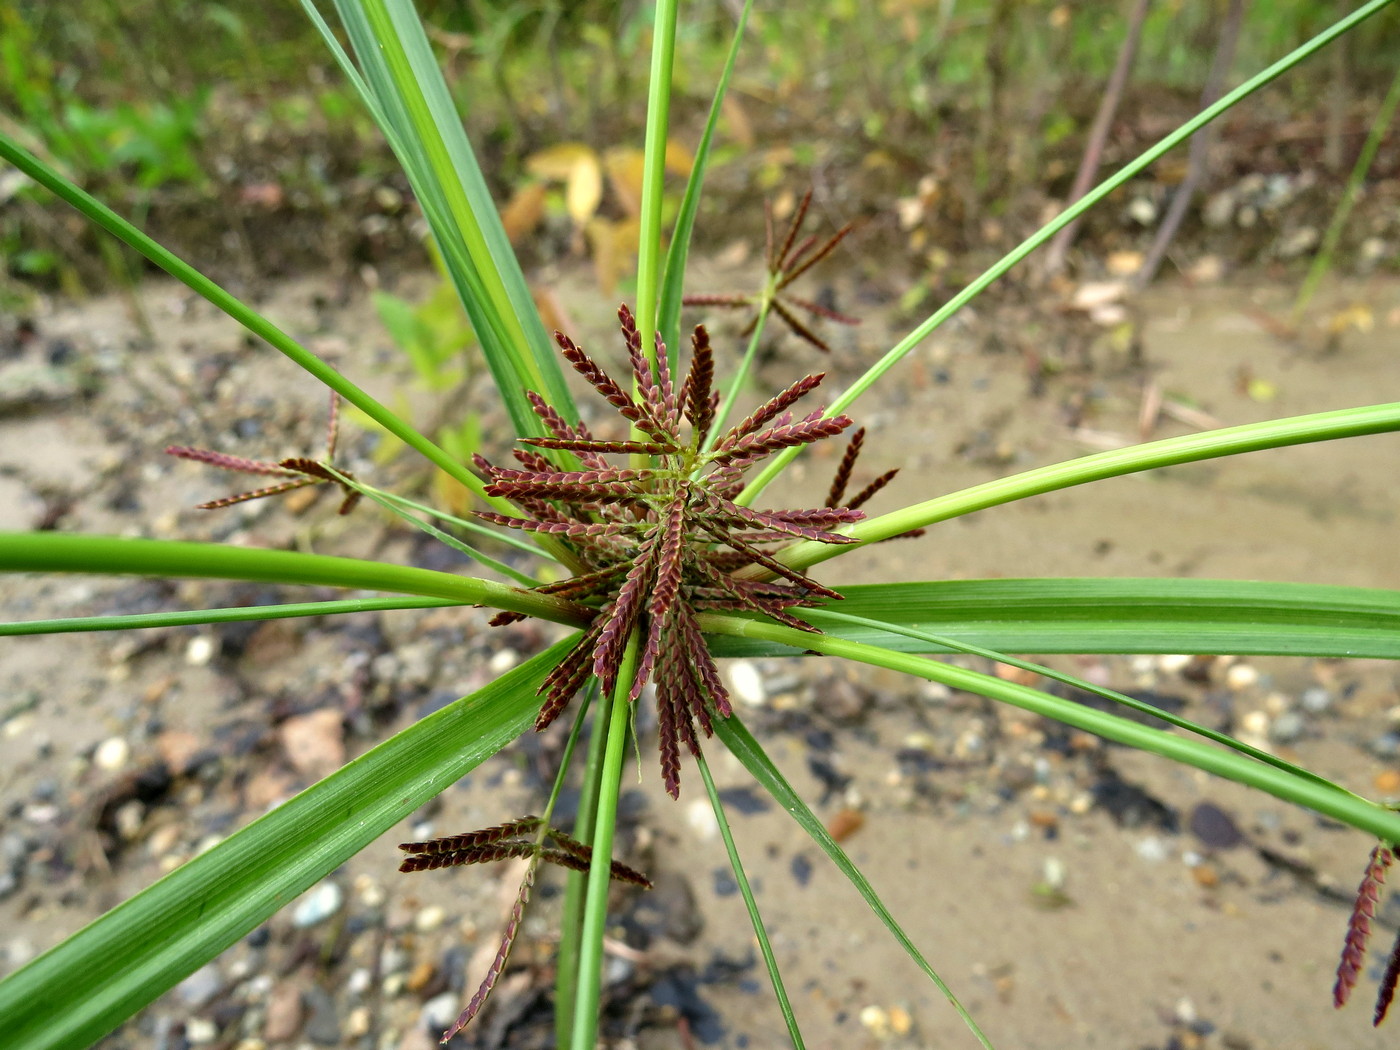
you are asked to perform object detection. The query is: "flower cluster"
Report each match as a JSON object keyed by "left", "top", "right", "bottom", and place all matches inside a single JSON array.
[{"left": 478, "top": 305, "right": 899, "bottom": 796}]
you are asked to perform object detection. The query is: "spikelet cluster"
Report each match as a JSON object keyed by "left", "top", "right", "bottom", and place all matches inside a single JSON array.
[{"left": 477, "top": 305, "right": 899, "bottom": 797}]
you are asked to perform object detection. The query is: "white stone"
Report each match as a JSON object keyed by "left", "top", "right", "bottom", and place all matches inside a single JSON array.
[
  {"left": 186, "top": 635, "right": 216, "bottom": 666},
  {"left": 726, "top": 661, "right": 765, "bottom": 707},
  {"left": 291, "top": 880, "right": 343, "bottom": 928},
  {"left": 94, "top": 736, "right": 129, "bottom": 772}
]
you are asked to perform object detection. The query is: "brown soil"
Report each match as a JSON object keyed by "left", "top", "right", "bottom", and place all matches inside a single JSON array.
[{"left": 3, "top": 265, "right": 1400, "bottom": 1050}]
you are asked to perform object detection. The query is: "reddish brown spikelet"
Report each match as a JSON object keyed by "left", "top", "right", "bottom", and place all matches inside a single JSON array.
[
  {"left": 827, "top": 428, "right": 864, "bottom": 506},
  {"left": 165, "top": 446, "right": 301, "bottom": 477},
  {"left": 683, "top": 326, "right": 716, "bottom": 441},
  {"left": 441, "top": 863, "right": 536, "bottom": 1042},
  {"left": 1336, "top": 843, "right": 1394, "bottom": 1008},
  {"left": 713, "top": 414, "right": 854, "bottom": 464},
  {"left": 718, "top": 373, "right": 826, "bottom": 448},
  {"left": 399, "top": 817, "right": 542, "bottom": 857},
  {"left": 398, "top": 841, "right": 536, "bottom": 873},
  {"left": 404, "top": 816, "right": 652, "bottom": 1039}
]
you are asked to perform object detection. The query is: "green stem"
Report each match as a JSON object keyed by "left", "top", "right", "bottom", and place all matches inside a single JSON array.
[
  {"left": 696, "top": 753, "right": 806, "bottom": 1049},
  {"left": 0, "top": 533, "right": 590, "bottom": 626},
  {"left": 698, "top": 614, "right": 1400, "bottom": 844},
  {"left": 635, "top": 0, "right": 680, "bottom": 361},
  {"left": 702, "top": 299, "right": 773, "bottom": 455},
  {"left": 0, "top": 597, "right": 457, "bottom": 637},
  {"left": 736, "top": 0, "right": 1396, "bottom": 504},
  {"left": 773, "top": 399, "right": 1400, "bottom": 573},
  {"left": 555, "top": 681, "right": 609, "bottom": 1048},
  {"left": 568, "top": 635, "right": 637, "bottom": 1050},
  {"left": 658, "top": 0, "right": 756, "bottom": 365}
]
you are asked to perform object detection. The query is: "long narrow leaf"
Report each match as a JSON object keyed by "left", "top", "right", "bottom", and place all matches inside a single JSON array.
[
  {"left": 326, "top": 0, "right": 576, "bottom": 435},
  {"left": 0, "top": 637, "right": 576, "bottom": 1050},
  {"left": 705, "top": 578, "right": 1400, "bottom": 659},
  {"left": 657, "top": 0, "right": 755, "bottom": 365},
  {"left": 696, "top": 753, "right": 808, "bottom": 1049},
  {"left": 803, "top": 606, "right": 1338, "bottom": 793}
]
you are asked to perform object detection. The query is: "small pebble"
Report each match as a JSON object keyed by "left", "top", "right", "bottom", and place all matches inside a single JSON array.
[
  {"left": 1189, "top": 802, "right": 1245, "bottom": 850},
  {"left": 487, "top": 648, "right": 518, "bottom": 674},
  {"left": 177, "top": 963, "right": 224, "bottom": 1006},
  {"left": 421, "top": 991, "right": 460, "bottom": 1033},
  {"left": 302, "top": 985, "right": 340, "bottom": 1045},
  {"left": 291, "top": 880, "right": 343, "bottom": 928},
  {"left": 1136, "top": 836, "right": 1170, "bottom": 863},
  {"left": 185, "top": 1018, "right": 218, "bottom": 1044},
  {"left": 1191, "top": 863, "right": 1220, "bottom": 888},
  {"left": 1375, "top": 770, "right": 1400, "bottom": 795},
  {"left": 1225, "top": 663, "right": 1259, "bottom": 691},
  {"left": 727, "top": 661, "right": 766, "bottom": 707},
  {"left": 354, "top": 874, "right": 386, "bottom": 908},
  {"left": 414, "top": 905, "right": 446, "bottom": 933},
  {"left": 262, "top": 983, "right": 303, "bottom": 1042},
  {"left": 1269, "top": 712, "right": 1305, "bottom": 744},
  {"left": 345, "top": 1006, "right": 371, "bottom": 1038},
  {"left": 346, "top": 968, "right": 372, "bottom": 997},
  {"left": 406, "top": 960, "right": 436, "bottom": 992},
  {"left": 93, "top": 736, "right": 129, "bottom": 772},
  {"left": 1372, "top": 734, "right": 1400, "bottom": 760},
  {"left": 1300, "top": 687, "right": 1332, "bottom": 714},
  {"left": 380, "top": 946, "right": 410, "bottom": 975},
  {"left": 888, "top": 1005, "right": 913, "bottom": 1035},
  {"left": 859, "top": 1005, "right": 891, "bottom": 1036},
  {"left": 185, "top": 635, "right": 216, "bottom": 666}
]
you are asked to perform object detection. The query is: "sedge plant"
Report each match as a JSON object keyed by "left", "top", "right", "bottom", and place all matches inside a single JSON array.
[{"left": 4, "top": 1, "right": 1400, "bottom": 1047}]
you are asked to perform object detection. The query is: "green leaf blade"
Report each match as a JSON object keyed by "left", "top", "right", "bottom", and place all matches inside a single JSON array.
[
  {"left": 0, "top": 637, "right": 575, "bottom": 1050},
  {"left": 706, "top": 578, "right": 1400, "bottom": 659}
]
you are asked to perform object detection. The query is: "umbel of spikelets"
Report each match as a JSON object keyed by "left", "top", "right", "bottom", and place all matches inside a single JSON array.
[{"left": 476, "top": 305, "right": 912, "bottom": 797}]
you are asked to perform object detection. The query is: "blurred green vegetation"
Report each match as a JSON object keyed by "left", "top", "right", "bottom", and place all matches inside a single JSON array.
[{"left": 2, "top": 0, "right": 1397, "bottom": 294}]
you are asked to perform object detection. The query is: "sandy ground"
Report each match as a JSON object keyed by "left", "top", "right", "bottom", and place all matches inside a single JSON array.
[{"left": 3, "top": 265, "right": 1400, "bottom": 1050}]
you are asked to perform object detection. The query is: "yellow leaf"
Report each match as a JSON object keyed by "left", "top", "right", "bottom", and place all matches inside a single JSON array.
[
  {"left": 721, "top": 94, "right": 755, "bottom": 147},
  {"left": 664, "top": 138, "right": 694, "bottom": 176},
  {"left": 499, "top": 182, "right": 548, "bottom": 243},
  {"left": 1327, "top": 303, "right": 1374, "bottom": 336},
  {"left": 603, "top": 147, "right": 646, "bottom": 217},
  {"left": 565, "top": 153, "right": 603, "bottom": 227},
  {"left": 524, "top": 142, "right": 595, "bottom": 181},
  {"left": 586, "top": 216, "right": 638, "bottom": 296}
]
